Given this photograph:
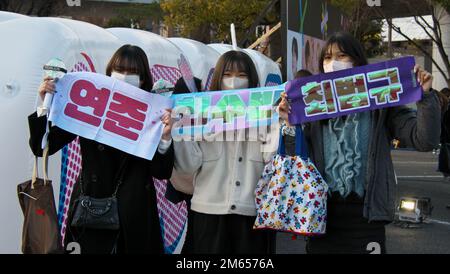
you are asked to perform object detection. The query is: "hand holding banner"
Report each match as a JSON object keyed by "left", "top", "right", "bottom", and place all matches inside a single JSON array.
[
  {"left": 49, "top": 72, "right": 173, "bottom": 160},
  {"left": 171, "top": 85, "right": 283, "bottom": 140},
  {"left": 46, "top": 57, "right": 424, "bottom": 159},
  {"left": 286, "top": 56, "right": 423, "bottom": 125}
]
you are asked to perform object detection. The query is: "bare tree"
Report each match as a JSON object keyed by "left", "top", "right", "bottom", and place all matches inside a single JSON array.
[
  {"left": 239, "top": 0, "right": 279, "bottom": 48},
  {"left": 332, "top": 0, "right": 385, "bottom": 58},
  {"left": 373, "top": 0, "right": 450, "bottom": 88}
]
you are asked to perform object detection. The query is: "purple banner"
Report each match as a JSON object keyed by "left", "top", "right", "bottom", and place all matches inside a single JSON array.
[{"left": 287, "top": 56, "right": 423, "bottom": 124}]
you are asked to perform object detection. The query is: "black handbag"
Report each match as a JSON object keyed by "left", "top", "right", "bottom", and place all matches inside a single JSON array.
[
  {"left": 71, "top": 195, "right": 120, "bottom": 230},
  {"left": 71, "top": 156, "right": 128, "bottom": 230}
]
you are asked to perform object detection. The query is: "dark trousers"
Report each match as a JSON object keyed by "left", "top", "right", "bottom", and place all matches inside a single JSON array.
[
  {"left": 180, "top": 202, "right": 194, "bottom": 254},
  {"left": 191, "top": 211, "right": 276, "bottom": 254},
  {"left": 306, "top": 192, "right": 387, "bottom": 254}
]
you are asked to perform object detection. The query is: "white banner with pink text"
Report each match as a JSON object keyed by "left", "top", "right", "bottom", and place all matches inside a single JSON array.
[{"left": 49, "top": 72, "right": 173, "bottom": 160}]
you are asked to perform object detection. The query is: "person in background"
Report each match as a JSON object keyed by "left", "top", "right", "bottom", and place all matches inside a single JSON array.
[
  {"left": 437, "top": 87, "right": 450, "bottom": 209},
  {"left": 173, "top": 50, "right": 278, "bottom": 254},
  {"left": 29, "top": 45, "right": 174, "bottom": 254},
  {"left": 437, "top": 88, "right": 450, "bottom": 178},
  {"left": 441, "top": 87, "right": 450, "bottom": 99},
  {"left": 278, "top": 32, "right": 440, "bottom": 254}
]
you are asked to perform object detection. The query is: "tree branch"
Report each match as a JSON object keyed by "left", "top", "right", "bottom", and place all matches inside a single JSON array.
[
  {"left": 375, "top": 7, "right": 448, "bottom": 81},
  {"left": 432, "top": 7, "right": 443, "bottom": 46},
  {"left": 239, "top": 0, "right": 278, "bottom": 47},
  {"left": 430, "top": 5, "right": 450, "bottom": 80},
  {"left": 436, "top": 12, "right": 443, "bottom": 39},
  {"left": 414, "top": 16, "right": 440, "bottom": 45},
  {"left": 417, "top": 15, "right": 434, "bottom": 31},
  {"left": 375, "top": 5, "right": 450, "bottom": 83}
]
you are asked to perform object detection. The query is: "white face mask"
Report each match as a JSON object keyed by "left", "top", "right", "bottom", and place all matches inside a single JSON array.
[
  {"left": 323, "top": 60, "right": 353, "bottom": 73},
  {"left": 111, "top": 71, "right": 141, "bottom": 88},
  {"left": 222, "top": 76, "right": 249, "bottom": 90}
]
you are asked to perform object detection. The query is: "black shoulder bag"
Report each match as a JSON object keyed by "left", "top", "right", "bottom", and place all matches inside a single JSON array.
[{"left": 71, "top": 156, "right": 128, "bottom": 230}]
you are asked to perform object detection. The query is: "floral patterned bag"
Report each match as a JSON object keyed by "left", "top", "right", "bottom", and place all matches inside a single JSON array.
[{"left": 253, "top": 126, "right": 328, "bottom": 236}]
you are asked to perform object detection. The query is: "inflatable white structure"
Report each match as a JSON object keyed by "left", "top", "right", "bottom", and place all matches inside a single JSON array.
[
  {"left": 0, "top": 11, "right": 282, "bottom": 253},
  {"left": 168, "top": 38, "right": 221, "bottom": 90},
  {"left": 0, "top": 10, "right": 26, "bottom": 22},
  {"left": 0, "top": 15, "right": 122, "bottom": 253}
]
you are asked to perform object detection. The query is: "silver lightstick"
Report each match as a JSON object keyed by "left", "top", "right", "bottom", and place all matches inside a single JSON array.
[{"left": 40, "top": 58, "right": 67, "bottom": 115}]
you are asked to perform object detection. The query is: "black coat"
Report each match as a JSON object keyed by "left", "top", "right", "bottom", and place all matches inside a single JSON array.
[
  {"left": 28, "top": 112, "right": 174, "bottom": 254},
  {"left": 441, "top": 104, "right": 450, "bottom": 143}
]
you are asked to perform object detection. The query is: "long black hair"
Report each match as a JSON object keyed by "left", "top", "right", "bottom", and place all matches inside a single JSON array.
[
  {"left": 209, "top": 50, "right": 259, "bottom": 91},
  {"left": 319, "top": 32, "right": 368, "bottom": 73},
  {"left": 106, "top": 45, "right": 154, "bottom": 92}
]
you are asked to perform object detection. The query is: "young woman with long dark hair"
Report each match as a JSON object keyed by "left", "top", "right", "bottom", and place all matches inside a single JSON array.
[
  {"left": 278, "top": 32, "right": 440, "bottom": 254},
  {"left": 28, "top": 45, "right": 174, "bottom": 254}
]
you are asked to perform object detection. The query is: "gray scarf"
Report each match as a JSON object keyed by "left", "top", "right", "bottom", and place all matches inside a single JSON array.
[{"left": 322, "top": 112, "right": 371, "bottom": 198}]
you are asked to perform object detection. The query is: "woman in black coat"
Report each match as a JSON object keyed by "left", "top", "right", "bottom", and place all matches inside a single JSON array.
[
  {"left": 28, "top": 45, "right": 174, "bottom": 254},
  {"left": 438, "top": 88, "right": 450, "bottom": 179}
]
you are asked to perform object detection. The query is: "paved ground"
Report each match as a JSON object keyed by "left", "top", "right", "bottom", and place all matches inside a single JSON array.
[{"left": 276, "top": 149, "right": 450, "bottom": 254}]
